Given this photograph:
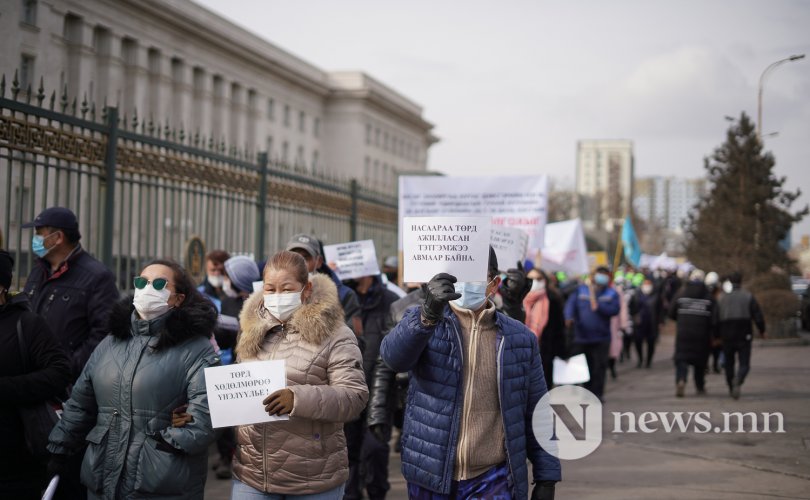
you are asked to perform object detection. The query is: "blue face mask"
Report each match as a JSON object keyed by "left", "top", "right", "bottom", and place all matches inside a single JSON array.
[
  {"left": 594, "top": 273, "right": 610, "bottom": 286},
  {"left": 452, "top": 280, "right": 491, "bottom": 311},
  {"left": 32, "top": 232, "right": 56, "bottom": 258}
]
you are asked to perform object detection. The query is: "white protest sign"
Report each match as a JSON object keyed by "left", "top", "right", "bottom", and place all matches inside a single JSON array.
[
  {"left": 204, "top": 360, "right": 288, "bottom": 428},
  {"left": 490, "top": 226, "right": 529, "bottom": 271},
  {"left": 541, "top": 218, "right": 590, "bottom": 276},
  {"left": 553, "top": 354, "right": 591, "bottom": 385},
  {"left": 398, "top": 175, "right": 548, "bottom": 256},
  {"left": 403, "top": 216, "right": 491, "bottom": 283},
  {"left": 323, "top": 240, "right": 380, "bottom": 280}
]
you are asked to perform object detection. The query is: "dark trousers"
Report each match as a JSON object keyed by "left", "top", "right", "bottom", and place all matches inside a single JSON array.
[
  {"left": 54, "top": 450, "right": 86, "bottom": 500},
  {"left": 675, "top": 359, "right": 706, "bottom": 390},
  {"left": 346, "top": 425, "right": 391, "bottom": 500},
  {"left": 215, "top": 427, "right": 236, "bottom": 462},
  {"left": 344, "top": 417, "right": 365, "bottom": 500},
  {"left": 724, "top": 339, "right": 752, "bottom": 388},
  {"left": 634, "top": 335, "right": 656, "bottom": 367},
  {"left": 571, "top": 340, "right": 610, "bottom": 400}
]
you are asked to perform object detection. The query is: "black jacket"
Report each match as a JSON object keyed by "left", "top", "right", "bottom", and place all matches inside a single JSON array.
[
  {"left": 717, "top": 287, "right": 766, "bottom": 342},
  {"left": 356, "top": 277, "right": 400, "bottom": 382},
  {"left": 669, "top": 281, "right": 715, "bottom": 363},
  {"left": 630, "top": 289, "right": 663, "bottom": 339},
  {"left": 23, "top": 246, "right": 119, "bottom": 379},
  {"left": 367, "top": 287, "right": 424, "bottom": 428},
  {"left": 0, "top": 293, "right": 72, "bottom": 484}
]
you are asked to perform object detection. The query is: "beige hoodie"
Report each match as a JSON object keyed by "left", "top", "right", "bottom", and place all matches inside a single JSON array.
[{"left": 233, "top": 274, "right": 368, "bottom": 495}]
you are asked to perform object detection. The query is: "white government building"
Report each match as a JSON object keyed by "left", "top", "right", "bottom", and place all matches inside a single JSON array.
[{"left": 1, "top": 0, "right": 438, "bottom": 194}]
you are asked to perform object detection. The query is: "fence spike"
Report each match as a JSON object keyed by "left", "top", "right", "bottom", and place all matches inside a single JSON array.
[
  {"left": 132, "top": 108, "right": 138, "bottom": 129},
  {"left": 49, "top": 90, "right": 55, "bottom": 110},
  {"left": 193, "top": 129, "right": 200, "bottom": 147},
  {"left": 60, "top": 83, "right": 69, "bottom": 112},
  {"left": 207, "top": 135, "right": 214, "bottom": 150},
  {"left": 179, "top": 123, "right": 185, "bottom": 143},
  {"left": 90, "top": 102, "right": 96, "bottom": 121},
  {"left": 25, "top": 83, "right": 33, "bottom": 104},
  {"left": 101, "top": 104, "right": 108, "bottom": 123},
  {"left": 164, "top": 122, "right": 171, "bottom": 140},
  {"left": 81, "top": 92, "right": 89, "bottom": 118},
  {"left": 11, "top": 69, "right": 20, "bottom": 100},
  {"left": 0, "top": 74, "right": 5, "bottom": 98},
  {"left": 121, "top": 112, "right": 128, "bottom": 130},
  {"left": 71, "top": 96, "right": 77, "bottom": 116},
  {"left": 219, "top": 139, "right": 225, "bottom": 153},
  {"left": 36, "top": 76, "right": 45, "bottom": 105},
  {"left": 148, "top": 115, "right": 155, "bottom": 136}
]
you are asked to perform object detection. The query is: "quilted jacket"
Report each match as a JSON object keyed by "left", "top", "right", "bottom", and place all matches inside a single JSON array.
[
  {"left": 233, "top": 274, "right": 368, "bottom": 495},
  {"left": 380, "top": 304, "right": 562, "bottom": 498},
  {"left": 47, "top": 296, "right": 220, "bottom": 500}
]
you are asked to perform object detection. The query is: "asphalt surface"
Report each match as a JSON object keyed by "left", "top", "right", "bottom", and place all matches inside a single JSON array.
[{"left": 205, "top": 323, "right": 810, "bottom": 499}]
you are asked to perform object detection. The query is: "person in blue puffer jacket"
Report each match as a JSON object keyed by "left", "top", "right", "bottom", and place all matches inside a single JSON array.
[
  {"left": 564, "top": 266, "right": 621, "bottom": 401},
  {"left": 380, "top": 248, "right": 560, "bottom": 500}
]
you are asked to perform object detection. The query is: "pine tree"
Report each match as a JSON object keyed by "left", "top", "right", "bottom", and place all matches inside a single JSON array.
[{"left": 684, "top": 112, "right": 807, "bottom": 277}]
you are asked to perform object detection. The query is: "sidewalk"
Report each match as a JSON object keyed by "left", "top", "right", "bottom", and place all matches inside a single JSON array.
[{"left": 205, "top": 325, "right": 810, "bottom": 499}]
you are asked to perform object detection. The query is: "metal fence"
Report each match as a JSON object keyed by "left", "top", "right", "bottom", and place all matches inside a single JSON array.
[{"left": 0, "top": 73, "right": 398, "bottom": 290}]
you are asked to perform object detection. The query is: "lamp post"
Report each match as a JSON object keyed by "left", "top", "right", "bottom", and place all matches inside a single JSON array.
[{"left": 758, "top": 54, "right": 805, "bottom": 141}]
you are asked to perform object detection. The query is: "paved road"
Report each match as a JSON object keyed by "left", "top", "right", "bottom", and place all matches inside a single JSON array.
[{"left": 206, "top": 325, "right": 810, "bottom": 499}]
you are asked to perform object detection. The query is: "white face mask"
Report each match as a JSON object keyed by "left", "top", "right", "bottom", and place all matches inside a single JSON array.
[
  {"left": 208, "top": 274, "right": 224, "bottom": 289},
  {"left": 264, "top": 289, "right": 304, "bottom": 322},
  {"left": 641, "top": 284, "right": 654, "bottom": 295},
  {"left": 133, "top": 285, "right": 172, "bottom": 321},
  {"left": 722, "top": 281, "right": 733, "bottom": 294},
  {"left": 222, "top": 279, "right": 238, "bottom": 298},
  {"left": 452, "top": 279, "right": 493, "bottom": 311},
  {"left": 530, "top": 279, "right": 546, "bottom": 293}
]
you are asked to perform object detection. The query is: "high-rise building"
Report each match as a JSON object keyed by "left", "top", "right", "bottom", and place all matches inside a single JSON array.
[
  {"left": 633, "top": 176, "right": 706, "bottom": 233},
  {"left": 575, "top": 139, "right": 634, "bottom": 231}
]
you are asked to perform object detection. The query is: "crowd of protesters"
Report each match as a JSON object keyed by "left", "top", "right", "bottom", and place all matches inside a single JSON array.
[{"left": 0, "top": 205, "right": 771, "bottom": 499}]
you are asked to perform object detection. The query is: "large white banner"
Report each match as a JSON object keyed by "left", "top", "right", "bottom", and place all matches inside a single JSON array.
[
  {"left": 398, "top": 175, "right": 548, "bottom": 256},
  {"left": 541, "top": 218, "right": 590, "bottom": 276}
]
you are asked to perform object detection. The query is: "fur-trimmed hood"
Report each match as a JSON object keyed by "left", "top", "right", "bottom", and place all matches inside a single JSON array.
[
  {"left": 108, "top": 294, "right": 217, "bottom": 347},
  {"left": 237, "top": 273, "right": 344, "bottom": 360}
]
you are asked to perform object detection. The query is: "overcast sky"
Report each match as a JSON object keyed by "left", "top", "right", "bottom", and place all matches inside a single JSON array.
[{"left": 195, "top": 0, "right": 810, "bottom": 241}]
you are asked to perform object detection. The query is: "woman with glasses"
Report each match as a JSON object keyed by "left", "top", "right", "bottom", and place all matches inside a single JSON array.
[
  {"left": 46, "top": 259, "right": 220, "bottom": 499},
  {"left": 232, "top": 250, "right": 367, "bottom": 500}
]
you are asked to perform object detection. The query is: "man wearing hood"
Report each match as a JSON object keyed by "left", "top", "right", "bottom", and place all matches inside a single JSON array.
[{"left": 669, "top": 269, "right": 716, "bottom": 397}]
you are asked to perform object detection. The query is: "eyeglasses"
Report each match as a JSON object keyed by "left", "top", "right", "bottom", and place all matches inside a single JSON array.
[{"left": 133, "top": 276, "right": 169, "bottom": 291}]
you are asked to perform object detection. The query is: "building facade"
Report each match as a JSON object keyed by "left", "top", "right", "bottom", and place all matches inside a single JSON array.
[
  {"left": 0, "top": 0, "right": 437, "bottom": 194},
  {"left": 575, "top": 139, "right": 634, "bottom": 232},
  {"left": 633, "top": 176, "right": 706, "bottom": 233}
]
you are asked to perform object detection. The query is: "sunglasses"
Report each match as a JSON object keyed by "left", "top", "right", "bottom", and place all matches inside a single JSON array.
[{"left": 133, "top": 276, "right": 169, "bottom": 291}]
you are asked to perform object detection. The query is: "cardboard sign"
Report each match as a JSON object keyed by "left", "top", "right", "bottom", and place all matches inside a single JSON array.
[
  {"left": 553, "top": 354, "right": 591, "bottom": 385},
  {"left": 398, "top": 175, "right": 548, "bottom": 256},
  {"left": 402, "top": 216, "right": 491, "bottom": 283},
  {"left": 542, "top": 218, "right": 590, "bottom": 276},
  {"left": 490, "top": 226, "right": 529, "bottom": 271},
  {"left": 323, "top": 240, "right": 380, "bottom": 280},
  {"left": 204, "top": 360, "right": 288, "bottom": 428}
]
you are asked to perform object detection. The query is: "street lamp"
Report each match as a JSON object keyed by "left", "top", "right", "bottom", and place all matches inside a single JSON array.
[{"left": 758, "top": 54, "right": 805, "bottom": 140}]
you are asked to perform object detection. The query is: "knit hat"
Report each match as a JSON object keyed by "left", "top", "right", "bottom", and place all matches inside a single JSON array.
[
  {"left": 0, "top": 250, "right": 13, "bottom": 290},
  {"left": 224, "top": 255, "right": 260, "bottom": 293}
]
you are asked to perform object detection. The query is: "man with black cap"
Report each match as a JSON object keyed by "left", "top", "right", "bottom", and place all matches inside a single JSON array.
[
  {"left": 22, "top": 207, "right": 118, "bottom": 379},
  {"left": 380, "top": 247, "right": 560, "bottom": 500}
]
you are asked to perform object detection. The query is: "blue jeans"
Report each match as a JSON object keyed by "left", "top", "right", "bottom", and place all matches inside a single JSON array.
[{"left": 231, "top": 479, "right": 345, "bottom": 500}]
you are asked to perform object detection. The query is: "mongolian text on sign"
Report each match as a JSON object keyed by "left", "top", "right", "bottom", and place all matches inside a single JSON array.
[
  {"left": 490, "top": 226, "right": 529, "bottom": 271},
  {"left": 323, "top": 240, "right": 380, "bottom": 280},
  {"left": 398, "top": 175, "right": 548, "bottom": 256},
  {"left": 402, "top": 216, "right": 491, "bottom": 283},
  {"left": 205, "top": 360, "right": 288, "bottom": 428}
]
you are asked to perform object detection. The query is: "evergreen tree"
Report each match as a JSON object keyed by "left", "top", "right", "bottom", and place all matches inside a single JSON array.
[{"left": 684, "top": 112, "right": 807, "bottom": 277}]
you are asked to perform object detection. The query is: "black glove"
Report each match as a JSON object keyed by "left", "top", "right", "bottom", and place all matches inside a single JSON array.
[
  {"left": 46, "top": 453, "right": 69, "bottom": 478},
  {"left": 369, "top": 424, "right": 388, "bottom": 444},
  {"left": 421, "top": 273, "right": 461, "bottom": 324},
  {"left": 501, "top": 262, "right": 531, "bottom": 306},
  {"left": 531, "top": 481, "right": 556, "bottom": 500}
]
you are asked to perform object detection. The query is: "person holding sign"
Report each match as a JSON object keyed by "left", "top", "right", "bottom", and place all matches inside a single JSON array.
[
  {"left": 232, "top": 251, "right": 367, "bottom": 499},
  {"left": 46, "top": 260, "right": 220, "bottom": 499},
  {"left": 380, "top": 248, "right": 560, "bottom": 500}
]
